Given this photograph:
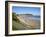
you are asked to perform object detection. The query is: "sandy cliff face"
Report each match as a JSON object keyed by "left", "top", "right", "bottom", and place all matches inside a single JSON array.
[{"left": 17, "top": 15, "right": 40, "bottom": 29}]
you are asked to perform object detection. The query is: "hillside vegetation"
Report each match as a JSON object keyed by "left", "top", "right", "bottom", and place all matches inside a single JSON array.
[{"left": 12, "top": 13, "right": 28, "bottom": 30}]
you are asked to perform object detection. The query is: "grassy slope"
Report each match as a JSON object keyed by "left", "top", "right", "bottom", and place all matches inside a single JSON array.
[
  {"left": 12, "top": 13, "right": 27, "bottom": 30},
  {"left": 12, "top": 20, "right": 26, "bottom": 30}
]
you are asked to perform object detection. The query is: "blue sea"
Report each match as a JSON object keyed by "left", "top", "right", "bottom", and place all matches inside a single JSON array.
[{"left": 28, "top": 16, "right": 40, "bottom": 20}]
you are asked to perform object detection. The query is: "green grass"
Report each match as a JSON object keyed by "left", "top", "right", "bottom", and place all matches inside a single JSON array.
[{"left": 12, "top": 20, "right": 26, "bottom": 30}]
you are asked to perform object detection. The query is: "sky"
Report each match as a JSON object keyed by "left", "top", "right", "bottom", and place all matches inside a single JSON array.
[{"left": 12, "top": 6, "right": 40, "bottom": 16}]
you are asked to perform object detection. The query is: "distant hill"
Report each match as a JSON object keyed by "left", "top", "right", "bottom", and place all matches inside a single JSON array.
[{"left": 17, "top": 14, "right": 33, "bottom": 17}]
